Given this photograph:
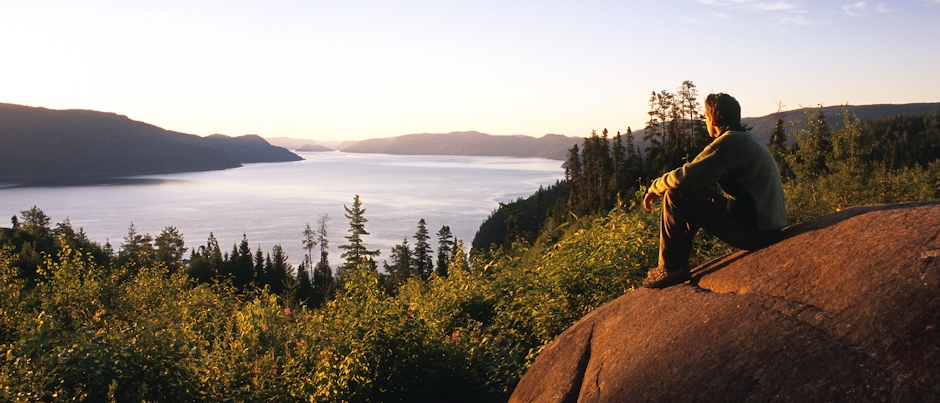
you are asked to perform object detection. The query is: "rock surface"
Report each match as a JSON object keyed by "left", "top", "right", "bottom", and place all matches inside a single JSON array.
[{"left": 510, "top": 202, "right": 940, "bottom": 403}]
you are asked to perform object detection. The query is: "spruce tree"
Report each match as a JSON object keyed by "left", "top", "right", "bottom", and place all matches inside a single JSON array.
[
  {"left": 20, "top": 206, "right": 51, "bottom": 238},
  {"left": 231, "top": 235, "right": 253, "bottom": 289},
  {"left": 338, "top": 195, "right": 379, "bottom": 278},
  {"left": 383, "top": 238, "right": 412, "bottom": 287},
  {"left": 117, "top": 223, "right": 155, "bottom": 271},
  {"left": 268, "top": 245, "right": 292, "bottom": 295},
  {"left": 435, "top": 225, "right": 454, "bottom": 277},
  {"left": 302, "top": 223, "right": 317, "bottom": 271},
  {"left": 295, "top": 262, "right": 314, "bottom": 307},
  {"left": 254, "top": 246, "right": 266, "bottom": 287},
  {"left": 313, "top": 214, "right": 334, "bottom": 304},
  {"left": 448, "top": 239, "right": 470, "bottom": 273},
  {"left": 412, "top": 219, "right": 433, "bottom": 279},
  {"left": 154, "top": 226, "right": 186, "bottom": 274}
]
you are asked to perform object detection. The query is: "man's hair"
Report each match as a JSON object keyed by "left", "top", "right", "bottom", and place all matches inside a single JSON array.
[{"left": 704, "top": 93, "right": 743, "bottom": 130}]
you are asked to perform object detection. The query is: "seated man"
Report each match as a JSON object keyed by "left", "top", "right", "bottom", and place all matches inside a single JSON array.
[{"left": 642, "top": 93, "right": 787, "bottom": 288}]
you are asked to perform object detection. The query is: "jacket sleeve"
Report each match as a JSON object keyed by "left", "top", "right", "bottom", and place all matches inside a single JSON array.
[{"left": 648, "top": 144, "right": 729, "bottom": 196}]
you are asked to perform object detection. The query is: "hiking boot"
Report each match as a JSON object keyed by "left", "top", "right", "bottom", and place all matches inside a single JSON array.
[{"left": 642, "top": 266, "right": 691, "bottom": 289}]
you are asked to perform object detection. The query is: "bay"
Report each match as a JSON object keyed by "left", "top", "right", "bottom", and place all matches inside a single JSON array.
[{"left": 0, "top": 152, "right": 565, "bottom": 268}]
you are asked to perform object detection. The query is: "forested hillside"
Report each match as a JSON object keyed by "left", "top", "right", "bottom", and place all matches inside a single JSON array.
[
  {"left": 1, "top": 82, "right": 938, "bottom": 401},
  {"left": 0, "top": 103, "right": 301, "bottom": 185}
]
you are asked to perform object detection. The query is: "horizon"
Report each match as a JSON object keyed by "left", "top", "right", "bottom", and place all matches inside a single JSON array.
[{"left": 2, "top": 1, "right": 939, "bottom": 142}]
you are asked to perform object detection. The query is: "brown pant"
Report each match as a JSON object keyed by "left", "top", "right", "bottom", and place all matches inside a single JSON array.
[{"left": 659, "top": 188, "right": 781, "bottom": 271}]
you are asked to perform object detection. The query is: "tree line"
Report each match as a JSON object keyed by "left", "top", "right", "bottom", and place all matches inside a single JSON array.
[{"left": 2, "top": 194, "right": 467, "bottom": 310}]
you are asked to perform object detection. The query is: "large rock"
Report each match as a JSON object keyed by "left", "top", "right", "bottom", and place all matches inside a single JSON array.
[{"left": 510, "top": 202, "right": 940, "bottom": 402}]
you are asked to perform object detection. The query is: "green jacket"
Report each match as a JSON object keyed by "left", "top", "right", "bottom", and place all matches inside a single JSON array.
[{"left": 649, "top": 130, "right": 787, "bottom": 231}]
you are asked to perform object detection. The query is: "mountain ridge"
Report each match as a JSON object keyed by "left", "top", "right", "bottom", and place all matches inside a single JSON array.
[{"left": 0, "top": 103, "right": 301, "bottom": 185}]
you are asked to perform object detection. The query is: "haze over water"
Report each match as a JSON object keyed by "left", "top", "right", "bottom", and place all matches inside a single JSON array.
[{"left": 0, "top": 152, "right": 565, "bottom": 267}]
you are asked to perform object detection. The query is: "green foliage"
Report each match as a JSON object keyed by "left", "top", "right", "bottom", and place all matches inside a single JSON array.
[{"left": 783, "top": 108, "right": 940, "bottom": 223}]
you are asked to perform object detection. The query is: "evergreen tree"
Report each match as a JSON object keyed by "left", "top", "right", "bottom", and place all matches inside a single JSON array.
[
  {"left": 383, "top": 238, "right": 413, "bottom": 287},
  {"left": 254, "top": 246, "right": 266, "bottom": 287},
  {"left": 624, "top": 127, "right": 643, "bottom": 189},
  {"left": 117, "top": 223, "right": 155, "bottom": 271},
  {"left": 232, "top": 234, "right": 254, "bottom": 289},
  {"left": 677, "top": 80, "right": 702, "bottom": 153},
  {"left": 295, "top": 262, "right": 314, "bottom": 306},
  {"left": 154, "top": 226, "right": 186, "bottom": 274},
  {"left": 564, "top": 143, "right": 582, "bottom": 210},
  {"left": 793, "top": 108, "right": 834, "bottom": 179},
  {"left": 302, "top": 223, "right": 317, "bottom": 271},
  {"left": 313, "top": 214, "right": 334, "bottom": 304},
  {"left": 448, "top": 239, "right": 470, "bottom": 273},
  {"left": 338, "top": 195, "right": 380, "bottom": 279},
  {"left": 610, "top": 131, "right": 628, "bottom": 198},
  {"left": 435, "top": 225, "right": 454, "bottom": 277},
  {"left": 412, "top": 219, "right": 433, "bottom": 279},
  {"left": 20, "top": 206, "right": 51, "bottom": 238},
  {"left": 768, "top": 105, "right": 792, "bottom": 180},
  {"left": 267, "top": 245, "right": 293, "bottom": 295}
]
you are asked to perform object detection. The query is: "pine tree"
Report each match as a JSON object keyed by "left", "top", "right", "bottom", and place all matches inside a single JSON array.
[
  {"left": 768, "top": 104, "right": 792, "bottom": 180},
  {"left": 383, "top": 238, "right": 413, "bottom": 287},
  {"left": 154, "top": 226, "right": 186, "bottom": 274},
  {"left": 232, "top": 234, "right": 254, "bottom": 289},
  {"left": 412, "top": 219, "right": 433, "bottom": 279},
  {"left": 117, "top": 223, "right": 155, "bottom": 271},
  {"left": 295, "top": 262, "right": 314, "bottom": 307},
  {"left": 268, "top": 244, "right": 292, "bottom": 295},
  {"left": 624, "top": 127, "right": 643, "bottom": 189},
  {"left": 20, "top": 206, "right": 51, "bottom": 238},
  {"left": 448, "top": 239, "right": 470, "bottom": 273},
  {"left": 338, "top": 195, "right": 379, "bottom": 279},
  {"left": 793, "top": 108, "right": 834, "bottom": 178},
  {"left": 185, "top": 233, "right": 221, "bottom": 283},
  {"left": 254, "top": 246, "right": 266, "bottom": 287},
  {"left": 302, "top": 223, "right": 317, "bottom": 271},
  {"left": 313, "top": 214, "right": 334, "bottom": 305},
  {"left": 435, "top": 225, "right": 454, "bottom": 277}
]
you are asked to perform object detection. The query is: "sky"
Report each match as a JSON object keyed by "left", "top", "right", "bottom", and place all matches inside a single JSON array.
[{"left": 2, "top": 1, "right": 938, "bottom": 142}]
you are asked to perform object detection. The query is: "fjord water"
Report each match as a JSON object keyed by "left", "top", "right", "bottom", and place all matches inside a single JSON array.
[{"left": 0, "top": 152, "right": 564, "bottom": 266}]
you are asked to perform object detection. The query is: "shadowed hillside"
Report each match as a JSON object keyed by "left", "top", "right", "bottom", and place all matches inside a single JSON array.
[{"left": 0, "top": 103, "right": 301, "bottom": 185}]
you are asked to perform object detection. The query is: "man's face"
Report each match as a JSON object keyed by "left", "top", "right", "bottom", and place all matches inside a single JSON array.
[{"left": 704, "top": 108, "right": 721, "bottom": 138}]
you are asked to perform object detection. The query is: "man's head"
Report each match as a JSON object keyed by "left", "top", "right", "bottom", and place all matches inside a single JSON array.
[{"left": 704, "top": 93, "right": 743, "bottom": 137}]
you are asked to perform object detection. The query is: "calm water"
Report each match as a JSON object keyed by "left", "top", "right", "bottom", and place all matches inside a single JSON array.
[{"left": 0, "top": 152, "right": 564, "bottom": 267}]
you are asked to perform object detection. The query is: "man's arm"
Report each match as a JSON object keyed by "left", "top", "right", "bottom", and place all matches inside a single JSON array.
[{"left": 642, "top": 140, "right": 730, "bottom": 210}]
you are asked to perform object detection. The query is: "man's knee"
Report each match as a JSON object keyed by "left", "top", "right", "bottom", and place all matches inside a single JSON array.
[{"left": 663, "top": 188, "right": 707, "bottom": 211}]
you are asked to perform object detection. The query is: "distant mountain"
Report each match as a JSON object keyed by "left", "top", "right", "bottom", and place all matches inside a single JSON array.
[
  {"left": 0, "top": 103, "right": 301, "bottom": 185},
  {"left": 266, "top": 137, "right": 343, "bottom": 150},
  {"left": 337, "top": 131, "right": 582, "bottom": 161},
  {"left": 296, "top": 144, "right": 334, "bottom": 152}
]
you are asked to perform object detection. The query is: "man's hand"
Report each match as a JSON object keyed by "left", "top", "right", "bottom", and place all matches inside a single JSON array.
[{"left": 643, "top": 191, "right": 661, "bottom": 212}]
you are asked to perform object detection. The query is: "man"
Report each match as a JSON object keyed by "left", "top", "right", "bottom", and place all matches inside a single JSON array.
[{"left": 641, "top": 93, "right": 787, "bottom": 288}]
